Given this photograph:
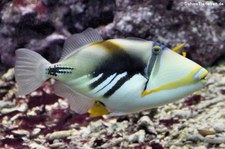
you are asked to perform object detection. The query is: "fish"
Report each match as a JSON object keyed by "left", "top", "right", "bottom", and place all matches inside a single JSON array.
[{"left": 15, "top": 28, "right": 208, "bottom": 117}]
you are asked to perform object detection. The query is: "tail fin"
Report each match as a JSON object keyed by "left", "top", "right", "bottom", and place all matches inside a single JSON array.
[{"left": 15, "top": 48, "right": 51, "bottom": 96}]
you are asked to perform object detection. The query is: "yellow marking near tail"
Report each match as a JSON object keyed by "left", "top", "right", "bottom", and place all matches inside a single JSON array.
[
  {"left": 141, "top": 66, "right": 201, "bottom": 97},
  {"left": 88, "top": 101, "right": 109, "bottom": 117},
  {"left": 172, "top": 42, "right": 186, "bottom": 53}
]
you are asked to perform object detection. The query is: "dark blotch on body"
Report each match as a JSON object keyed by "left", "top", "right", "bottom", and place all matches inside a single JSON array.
[{"left": 91, "top": 49, "right": 146, "bottom": 97}]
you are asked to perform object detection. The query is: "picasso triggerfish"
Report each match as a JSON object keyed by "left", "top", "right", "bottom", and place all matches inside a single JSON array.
[{"left": 15, "top": 28, "right": 208, "bottom": 117}]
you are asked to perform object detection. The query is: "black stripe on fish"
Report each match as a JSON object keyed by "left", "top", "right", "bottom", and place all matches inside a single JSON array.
[
  {"left": 47, "top": 65, "right": 74, "bottom": 76},
  {"left": 95, "top": 73, "right": 118, "bottom": 93},
  {"left": 91, "top": 74, "right": 110, "bottom": 89},
  {"left": 103, "top": 73, "right": 133, "bottom": 98},
  {"left": 90, "top": 50, "right": 145, "bottom": 97}
]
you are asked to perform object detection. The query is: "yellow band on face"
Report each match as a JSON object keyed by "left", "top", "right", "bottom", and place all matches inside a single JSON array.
[{"left": 141, "top": 65, "right": 201, "bottom": 97}]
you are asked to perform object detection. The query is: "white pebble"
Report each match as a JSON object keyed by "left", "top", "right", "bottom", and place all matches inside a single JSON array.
[
  {"left": 12, "top": 129, "right": 30, "bottom": 137},
  {"left": 46, "top": 130, "right": 74, "bottom": 140},
  {"left": 213, "top": 122, "right": 225, "bottom": 133}
]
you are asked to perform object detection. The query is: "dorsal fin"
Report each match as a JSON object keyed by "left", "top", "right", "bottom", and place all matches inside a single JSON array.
[
  {"left": 60, "top": 28, "right": 103, "bottom": 60},
  {"left": 53, "top": 81, "right": 94, "bottom": 114}
]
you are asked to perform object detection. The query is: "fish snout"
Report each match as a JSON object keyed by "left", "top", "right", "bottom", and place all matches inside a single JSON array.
[{"left": 193, "top": 67, "right": 208, "bottom": 82}]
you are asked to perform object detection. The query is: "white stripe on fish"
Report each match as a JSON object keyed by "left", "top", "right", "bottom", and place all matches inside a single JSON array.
[
  {"left": 76, "top": 73, "right": 104, "bottom": 88},
  {"left": 89, "top": 72, "right": 128, "bottom": 97}
]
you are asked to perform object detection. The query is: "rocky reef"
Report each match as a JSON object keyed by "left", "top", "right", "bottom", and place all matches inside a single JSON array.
[{"left": 0, "top": 0, "right": 225, "bottom": 72}]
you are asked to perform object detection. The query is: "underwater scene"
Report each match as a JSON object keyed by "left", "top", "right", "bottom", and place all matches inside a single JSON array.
[{"left": 0, "top": 0, "right": 225, "bottom": 148}]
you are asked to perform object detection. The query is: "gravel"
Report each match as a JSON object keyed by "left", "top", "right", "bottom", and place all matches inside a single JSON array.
[{"left": 0, "top": 63, "right": 224, "bottom": 148}]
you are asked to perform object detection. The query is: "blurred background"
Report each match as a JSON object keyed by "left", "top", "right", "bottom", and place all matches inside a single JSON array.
[{"left": 0, "top": 0, "right": 225, "bottom": 74}]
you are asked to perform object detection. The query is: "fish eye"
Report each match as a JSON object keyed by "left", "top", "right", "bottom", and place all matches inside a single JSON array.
[{"left": 153, "top": 46, "right": 161, "bottom": 54}]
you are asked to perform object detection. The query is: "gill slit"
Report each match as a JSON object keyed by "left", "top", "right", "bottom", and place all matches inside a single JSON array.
[{"left": 143, "top": 44, "right": 162, "bottom": 90}]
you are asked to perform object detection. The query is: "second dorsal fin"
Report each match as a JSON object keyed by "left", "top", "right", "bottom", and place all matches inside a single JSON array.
[{"left": 60, "top": 28, "right": 103, "bottom": 60}]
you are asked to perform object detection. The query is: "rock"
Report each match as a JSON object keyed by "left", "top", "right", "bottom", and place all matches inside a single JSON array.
[
  {"left": 0, "top": 100, "right": 15, "bottom": 109},
  {"left": 29, "top": 142, "right": 48, "bottom": 149},
  {"left": 101, "top": 0, "right": 225, "bottom": 66},
  {"left": 2, "top": 68, "right": 15, "bottom": 81},
  {"left": 138, "top": 116, "right": 157, "bottom": 135},
  {"left": 198, "top": 129, "right": 216, "bottom": 137},
  {"left": 213, "top": 122, "right": 225, "bottom": 133},
  {"left": 216, "top": 65, "right": 225, "bottom": 73},
  {"left": 1, "top": 103, "right": 28, "bottom": 114},
  {"left": 12, "top": 129, "right": 30, "bottom": 137},
  {"left": 48, "top": 142, "right": 64, "bottom": 148},
  {"left": 127, "top": 130, "right": 146, "bottom": 143},
  {"left": 0, "top": 0, "right": 224, "bottom": 72},
  {"left": 191, "top": 146, "right": 207, "bottom": 149},
  {"left": 101, "top": 137, "right": 125, "bottom": 148},
  {"left": 138, "top": 116, "right": 152, "bottom": 127},
  {"left": 196, "top": 97, "right": 225, "bottom": 109},
  {"left": 31, "top": 128, "right": 41, "bottom": 136},
  {"left": 46, "top": 130, "right": 74, "bottom": 140},
  {"left": 0, "top": 0, "right": 115, "bottom": 71},
  {"left": 172, "top": 109, "right": 196, "bottom": 118},
  {"left": 204, "top": 134, "right": 225, "bottom": 144}
]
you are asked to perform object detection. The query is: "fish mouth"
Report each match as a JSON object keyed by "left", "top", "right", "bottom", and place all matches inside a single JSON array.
[{"left": 194, "top": 67, "right": 208, "bottom": 82}]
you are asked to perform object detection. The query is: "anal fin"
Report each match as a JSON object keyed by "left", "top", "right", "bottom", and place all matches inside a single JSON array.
[
  {"left": 88, "top": 101, "right": 109, "bottom": 117},
  {"left": 53, "top": 81, "right": 94, "bottom": 114}
]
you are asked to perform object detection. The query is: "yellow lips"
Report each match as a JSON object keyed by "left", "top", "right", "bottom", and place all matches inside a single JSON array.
[
  {"left": 141, "top": 66, "right": 208, "bottom": 97},
  {"left": 199, "top": 68, "right": 208, "bottom": 84},
  {"left": 199, "top": 69, "right": 208, "bottom": 80}
]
